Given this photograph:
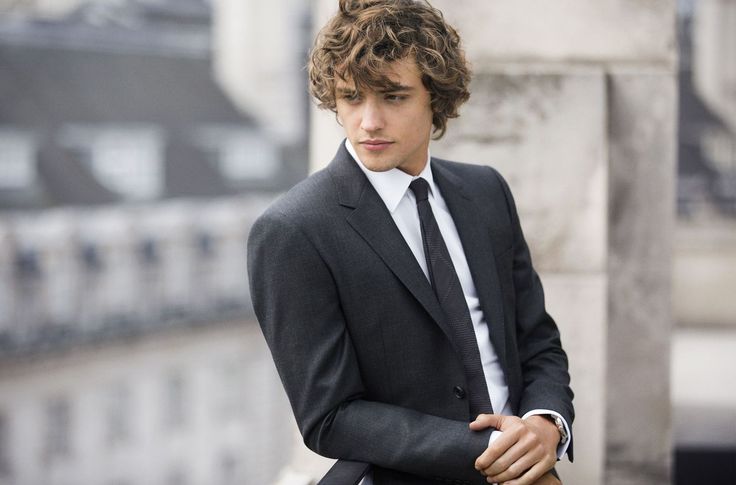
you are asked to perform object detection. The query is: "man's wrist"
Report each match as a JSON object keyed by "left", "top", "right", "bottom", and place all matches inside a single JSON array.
[
  {"left": 544, "top": 414, "right": 568, "bottom": 446},
  {"left": 524, "top": 414, "right": 560, "bottom": 443},
  {"left": 521, "top": 409, "right": 572, "bottom": 460}
]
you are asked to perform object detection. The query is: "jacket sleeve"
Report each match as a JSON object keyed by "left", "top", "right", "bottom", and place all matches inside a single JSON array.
[
  {"left": 491, "top": 167, "right": 575, "bottom": 461},
  {"left": 247, "top": 208, "right": 492, "bottom": 483}
]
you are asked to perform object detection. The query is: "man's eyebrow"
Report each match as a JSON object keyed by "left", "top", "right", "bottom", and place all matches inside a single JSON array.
[
  {"left": 379, "top": 84, "right": 414, "bottom": 93},
  {"left": 335, "top": 84, "right": 414, "bottom": 95},
  {"left": 336, "top": 87, "right": 358, "bottom": 95}
]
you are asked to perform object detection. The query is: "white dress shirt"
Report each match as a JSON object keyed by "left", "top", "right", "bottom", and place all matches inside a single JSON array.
[{"left": 345, "top": 140, "right": 569, "bottom": 484}]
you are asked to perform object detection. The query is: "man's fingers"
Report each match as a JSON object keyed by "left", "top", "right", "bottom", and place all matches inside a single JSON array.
[
  {"left": 475, "top": 425, "right": 523, "bottom": 471},
  {"left": 475, "top": 444, "right": 501, "bottom": 473},
  {"left": 500, "top": 460, "right": 557, "bottom": 485},
  {"left": 530, "top": 470, "right": 562, "bottom": 485},
  {"left": 481, "top": 437, "right": 529, "bottom": 478},
  {"left": 474, "top": 415, "right": 559, "bottom": 483},
  {"left": 484, "top": 433, "right": 538, "bottom": 481},
  {"left": 469, "top": 413, "right": 504, "bottom": 431},
  {"left": 486, "top": 451, "right": 536, "bottom": 483}
]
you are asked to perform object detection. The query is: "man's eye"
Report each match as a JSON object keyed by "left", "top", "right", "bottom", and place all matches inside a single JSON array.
[
  {"left": 343, "top": 92, "right": 361, "bottom": 102},
  {"left": 386, "top": 94, "right": 407, "bottom": 102}
]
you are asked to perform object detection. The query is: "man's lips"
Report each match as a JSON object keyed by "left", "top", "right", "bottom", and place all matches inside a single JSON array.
[{"left": 360, "top": 140, "right": 394, "bottom": 151}]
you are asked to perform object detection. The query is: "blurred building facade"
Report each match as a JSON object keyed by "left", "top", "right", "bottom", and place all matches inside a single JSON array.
[
  {"left": 672, "top": 0, "right": 736, "bottom": 483},
  {"left": 0, "top": 0, "right": 302, "bottom": 484},
  {"left": 678, "top": 0, "right": 736, "bottom": 219}
]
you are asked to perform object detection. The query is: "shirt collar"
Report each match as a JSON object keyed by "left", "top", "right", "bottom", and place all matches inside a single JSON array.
[{"left": 345, "top": 139, "right": 436, "bottom": 213}]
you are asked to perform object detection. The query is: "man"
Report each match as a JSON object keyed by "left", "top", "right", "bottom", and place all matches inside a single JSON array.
[{"left": 247, "top": 1, "right": 574, "bottom": 484}]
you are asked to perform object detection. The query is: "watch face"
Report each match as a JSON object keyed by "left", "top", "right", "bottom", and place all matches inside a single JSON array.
[{"left": 553, "top": 416, "right": 568, "bottom": 444}]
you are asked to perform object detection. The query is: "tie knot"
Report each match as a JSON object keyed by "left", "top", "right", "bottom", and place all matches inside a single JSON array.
[{"left": 409, "top": 177, "right": 430, "bottom": 203}]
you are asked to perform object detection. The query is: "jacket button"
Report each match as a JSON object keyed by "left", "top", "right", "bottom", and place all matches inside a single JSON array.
[{"left": 453, "top": 386, "right": 466, "bottom": 399}]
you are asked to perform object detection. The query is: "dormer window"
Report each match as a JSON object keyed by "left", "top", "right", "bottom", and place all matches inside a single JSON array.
[
  {"left": 0, "top": 130, "right": 37, "bottom": 191},
  {"left": 59, "top": 124, "right": 164, "bottom": 200},
  {"left": 193, "top": 125, "right": 279, "bottom": 182}
]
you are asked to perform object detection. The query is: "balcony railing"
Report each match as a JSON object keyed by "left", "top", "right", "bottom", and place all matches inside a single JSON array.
[{"left": 0, "top": 196, "right": 274, "bottom": 357}]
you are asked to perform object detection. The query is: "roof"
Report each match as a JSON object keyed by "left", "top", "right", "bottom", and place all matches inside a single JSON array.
[
  {"left": 0, "top": 44, "right": 253, "bottom": 128},
  {"left": 0, "top": 2, "right": 271, "bottom": 209}
]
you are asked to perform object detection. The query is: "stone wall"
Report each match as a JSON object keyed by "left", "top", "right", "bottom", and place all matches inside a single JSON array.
[
  {"left": 433, "top": 66, "right": 609, "bottom": 485},
  {"left": 213, "top": 0, "right": 308, "bottom": 143},
  {"left": 606, "top": 71, "right": 676, "bottom": 485}
]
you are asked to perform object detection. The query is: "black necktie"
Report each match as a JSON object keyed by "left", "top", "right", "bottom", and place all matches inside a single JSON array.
[{"left": 409, "top": 177, "right": 493, "bottom": 418}]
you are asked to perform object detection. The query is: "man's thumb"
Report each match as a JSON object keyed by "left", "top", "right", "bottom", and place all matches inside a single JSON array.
[{"left": 469, "top": 413, "right": 503, "bottom": 431}]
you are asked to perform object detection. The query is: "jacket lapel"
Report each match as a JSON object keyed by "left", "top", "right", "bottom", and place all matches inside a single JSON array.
[
  {"left": 432, "top": 160, "right": 508, "bottom": 371},
  {"left": 327, "top": 144, "right": 451, "bottom": 339},
  {"left": 327, "top": 145, "right": 508, "bottom": 368}
]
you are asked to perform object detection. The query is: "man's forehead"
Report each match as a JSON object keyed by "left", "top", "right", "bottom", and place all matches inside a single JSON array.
[{"left": 336, "top": 62, "right": 420, "bottom": 92}]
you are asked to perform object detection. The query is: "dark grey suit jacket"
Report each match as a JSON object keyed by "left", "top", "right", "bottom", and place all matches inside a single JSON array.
[{"left": 247, "top": 142, "right": 574, "bottom": 485}]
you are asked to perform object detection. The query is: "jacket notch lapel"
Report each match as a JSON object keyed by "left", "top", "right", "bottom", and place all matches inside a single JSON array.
[
  {"left": 346, "top": 185, "right": 454, "bottom": 338},
  {"left": 328, "top": 145, "right": 457, "bottom": 341}
]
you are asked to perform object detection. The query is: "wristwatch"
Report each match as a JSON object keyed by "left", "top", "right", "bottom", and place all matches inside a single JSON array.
[{"left": 546, "top": 414, "right": 569, "bottom": 446}]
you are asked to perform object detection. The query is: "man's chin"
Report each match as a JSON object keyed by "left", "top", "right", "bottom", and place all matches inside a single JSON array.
[
  {"left": 364, "top": 164, "right": 395, "bottom": 173},
  {"left": 357, "top": 153, "right": 396, "bottom": 173}
]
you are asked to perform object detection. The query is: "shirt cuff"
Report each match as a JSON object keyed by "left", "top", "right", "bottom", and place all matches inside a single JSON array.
[{"left": 521, "top": 409, "right": 571, "bottom": 460}]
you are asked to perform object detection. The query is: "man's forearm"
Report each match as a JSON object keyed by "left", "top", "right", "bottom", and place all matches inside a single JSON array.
[
  {"left": 307, "top": 399, "right": 491, "bottom": 483},
  {"left": 249, "top": 213, "right": 491, "bottom": 483}
]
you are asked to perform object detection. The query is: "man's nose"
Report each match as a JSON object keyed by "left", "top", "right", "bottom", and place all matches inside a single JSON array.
[{"left": 360, "top": 99, "right": 385, "bottom": 132}]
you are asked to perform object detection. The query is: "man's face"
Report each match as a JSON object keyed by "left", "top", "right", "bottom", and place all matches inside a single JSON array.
[{"left": 335, "top": 58, "right": 434, "bottom": 176}]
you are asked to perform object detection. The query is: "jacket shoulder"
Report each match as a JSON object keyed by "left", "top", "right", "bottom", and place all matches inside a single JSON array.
[
  {"left": 433, "top": 158, "right": 511, "bottom": 199},
  {"left": 254, "top": 167, "right": 339, "bottom": 227}
]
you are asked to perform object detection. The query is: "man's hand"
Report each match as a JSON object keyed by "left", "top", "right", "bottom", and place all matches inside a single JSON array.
[
  {"left": 529, "top": 471, "right": 561, "bottom": 485},
  {"left": 469, "top": 414, "right": 559, "bottom": 485}
]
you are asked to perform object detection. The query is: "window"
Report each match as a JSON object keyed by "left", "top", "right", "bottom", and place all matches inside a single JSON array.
[
  {"left": 14, "top": 248, "right": 42, "bottom": 280},
  {"left": 165, "top": 467, "right": 188, "bottom": 485},
  {"left": 214, "top": 358, "right": 246, "bottom": 421},
  {"left": 163, "top": 370, "right": 187, "bottom": 431},
  {"left": 138, "top": 238, "right": 160, "bottom": 266},
  {"left": 43, "top": 397, "right": 72, "bottom": 464},
  {"left": 59, "top": 124, "right": 164, "bottom": 200},
  {"left": 193, "top": 125, "right": 280, "bottom": 181},
  {"left": 105, "top": 382, "right": 132, "bottom": 447},
  {"left": 196, "top": 232, "right": 215, "bottom": 259},
  {"left": 0, "top": 412, "right": 11, "bottom": 478},
  {"left": 219, "top": 452, "right": 240, "bottom": 485},
  {"left": 0, "top": 129, "right": 37, "bottom": 190},
  {"left": 80, "top": 243, "right": 105, "bottom": 273},
  {"left": 218, "top": 132, "right": 279, "bottom": 180}
]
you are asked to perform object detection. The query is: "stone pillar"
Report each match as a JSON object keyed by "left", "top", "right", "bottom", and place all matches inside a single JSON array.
[
  {"left": 212, "top": 0, "right": 309, "bottom": 143},
  {"left": 606, "top": 71, "right": 676, "bottom": 484},
  {"left": 307, "top": 2, "right": 678, "bottom": 485},
  {"left": 434, "top": 65, "right": 610, "bottom": 485}
]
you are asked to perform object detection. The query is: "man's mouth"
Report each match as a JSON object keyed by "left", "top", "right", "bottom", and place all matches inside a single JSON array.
[{"left": 360, "top": 140, "right": 394, "bottom": 151}]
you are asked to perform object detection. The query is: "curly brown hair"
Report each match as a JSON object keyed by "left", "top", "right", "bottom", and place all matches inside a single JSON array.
[{"left": 309, "top": 0, "right": 471, "bottom": 139}]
